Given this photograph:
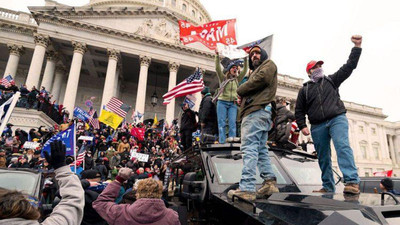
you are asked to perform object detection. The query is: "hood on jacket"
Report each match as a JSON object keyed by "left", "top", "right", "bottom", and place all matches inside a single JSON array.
[
  {"left": 249, "top": 46, "right": 269, "bottom": 71},
  {"left": 128, "top": 198, "right": 171, "bottom": 223}
]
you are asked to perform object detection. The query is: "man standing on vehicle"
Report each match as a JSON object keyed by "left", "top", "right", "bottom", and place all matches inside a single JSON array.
[
  {"left": 295, "top": 35, "right": 363, "bottom": 194},
  {"left": 228, "top": 45, "right": 279, "bottom": 201}
]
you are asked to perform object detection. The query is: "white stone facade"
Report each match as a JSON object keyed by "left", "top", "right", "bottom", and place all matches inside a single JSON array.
[{"left": 0, "top": 0, "right": 399, "bottom": 176}]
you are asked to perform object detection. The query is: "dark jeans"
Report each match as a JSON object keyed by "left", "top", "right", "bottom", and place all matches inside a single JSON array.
[{"left": 181, "top": 130, "right": 193, "bottom": 151}]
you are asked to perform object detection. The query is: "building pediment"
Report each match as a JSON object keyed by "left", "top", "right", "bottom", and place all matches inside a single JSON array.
[{"left": 29, "top": 6, "right": 214, "bottom": 57}]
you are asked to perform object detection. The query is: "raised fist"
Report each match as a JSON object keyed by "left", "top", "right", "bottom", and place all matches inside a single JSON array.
[{"left": 351, "top": 35, "right": 362, "bottom": 47}]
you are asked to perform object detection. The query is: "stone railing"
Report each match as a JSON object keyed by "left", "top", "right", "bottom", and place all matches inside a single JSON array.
[
  {"left": 277, "top": 74, "right": 304, "bottom": 88},
  {"left": 0, "top": 7, "right": 37, "bottom": 26},
  {"left": 344, "top": 101, "right": 386, "bottom": 118}
]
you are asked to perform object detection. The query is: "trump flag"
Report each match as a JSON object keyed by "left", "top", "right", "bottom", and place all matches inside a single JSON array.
[
  {"left": 179, "top": 19, "right": 237, "bottom": 50},
  {"left": 41, "top": 123, "right": 75, "bottom": 157}
]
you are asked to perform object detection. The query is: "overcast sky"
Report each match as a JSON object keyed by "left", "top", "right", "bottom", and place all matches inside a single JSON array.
[{"left": 2, "top": 0, "right": 400, "bottom": 121}]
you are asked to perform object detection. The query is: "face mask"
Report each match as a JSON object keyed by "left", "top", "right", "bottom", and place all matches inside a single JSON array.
[{"left": 310, "top": 67, "right": 324, "bottom": 82}]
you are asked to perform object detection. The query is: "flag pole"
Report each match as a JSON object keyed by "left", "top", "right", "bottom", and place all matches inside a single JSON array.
[
  {"left": 0, "top": 91, "right": 21, "bottom": 135},
  {"left": 73, "top": 119, "right": 77, "bottom": 173}
]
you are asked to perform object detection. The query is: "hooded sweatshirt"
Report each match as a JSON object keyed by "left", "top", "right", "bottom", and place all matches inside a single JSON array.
[{"left": 93, "top": 181, "right": 180, "bottom": 225}]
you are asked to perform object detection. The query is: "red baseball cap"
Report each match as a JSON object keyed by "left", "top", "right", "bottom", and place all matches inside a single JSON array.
[{"left": 306, "top": 60, "right": 324, "bottom": 73}]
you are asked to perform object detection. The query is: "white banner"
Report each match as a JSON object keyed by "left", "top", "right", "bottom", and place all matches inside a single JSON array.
[
  {"left": 23, "top": 141, "right": 40, "bottom": 149},
  {"left": 217, "top": 43, "right": 247, "bottom": 59},
  {"left": 78, "top": 136, "right": 94, "bottom": 142},
  {"left": 130, "top": 151, "right": 149, "bottom": 162}
]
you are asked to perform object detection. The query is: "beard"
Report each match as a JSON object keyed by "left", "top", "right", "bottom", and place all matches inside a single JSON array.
[{"left": 252, "top": 59, "right": 261, "bottom": 68}]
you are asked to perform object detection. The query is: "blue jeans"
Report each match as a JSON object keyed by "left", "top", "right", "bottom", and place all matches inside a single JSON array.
[
  {"left": 217, "top": 100, "right": 237, "bottom": 144},
  {"left": 239, "top": 109, "right": 275, "bottom": 192},
  {"left": 311, "top": 113, "right": 360, "bottom": 192}
]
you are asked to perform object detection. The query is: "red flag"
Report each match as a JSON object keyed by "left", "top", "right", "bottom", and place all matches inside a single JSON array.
[
  {"left": 373, "top": 170, "right": 393, "bottom": 177},
  {"left": 131, "top": 127, "right": 145, "bottom": 141},
  {"left": 179, "top": 19, "right": 237, "bottom": 50}
]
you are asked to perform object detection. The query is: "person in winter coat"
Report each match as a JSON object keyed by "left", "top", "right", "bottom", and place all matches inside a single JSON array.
[
  {"left": 80, "top": 179, "right": 107, "bottom": 225},
  {"left": 228, "top": 45, "right": 279, "bottom": 201},
  {"left": 198, "top": 86, "right": 217, "bottom": 136},
  {"left": 0, "top": 140, "right": 84, "bottom": 225},
  {"left": 380, "top": 178, "right": 400, "bottom": 195},
  {"left": 84, "top": 151, "right": 95, "bottom": 170},
  {"left": 214, "top": 51, "right": 248, "bottom": 143},
  {"left": 295, "top": 35, "right": 362, "bottom": 194},
  {"left": 179, "top": 103, "right": 197, "bottom": 150},
  {"left": 93, "top": 168, "right": 180, "bottom": 225},
  {"left": 268, "top": 97, "right": 298, "bottom": 149},
  {"left": 118, "top": 138, "right": 130, "bottom": 154}
]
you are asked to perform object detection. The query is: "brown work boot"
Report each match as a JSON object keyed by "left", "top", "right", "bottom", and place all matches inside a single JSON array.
[
  {"left": 344, "top": 183, "right": 360, "bottom": 194},
  {"left": 227, "top": 189, "right": 256, "bottom": 201},
  {"left": 256, "top": 178, "right": 279, "bottom": 199},
  {"left": 312, "top": 188, "right": 328, "bottom": 193}
]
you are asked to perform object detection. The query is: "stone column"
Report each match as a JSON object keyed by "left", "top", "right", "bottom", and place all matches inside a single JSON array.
[
  {"left": 52, "top": 65, "right": 66, "bottom": 103},
  {"left": 3, "top": 44, "right": 25, "bottom": 78},
  {"left": 40, "top": 50, "right": 58, "bottom": 92},
  {"left": 113, "top": 69, "right": 120, "bottom": 98},
  {"left": 388, "top": 135, "right": 398, "bottom": 166},
  {"left": 63, "top": 41, "right": 87, "bottom": 118},
  {"left": 100, "top": 49, "right": 120, "bottom": 110},
  {"left": 135, "top": 55, "right": 151, "bottom": 121},
  {"left": 26, "top": 33, "right": 49, "bottom": 89},
  {"left": 165, "top": 62, "right": 179, "bottom": 125}
]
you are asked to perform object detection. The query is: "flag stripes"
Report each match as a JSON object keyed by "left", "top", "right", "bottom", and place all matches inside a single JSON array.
[
  {"left": 162, "top": 69, "right": 204, "bottom": 105},
  {"left": 106, "top": 97, "right": 130, "bottom": 118},
  {"left": 0, "top": 75, "right": 13, "bottom": 88}
]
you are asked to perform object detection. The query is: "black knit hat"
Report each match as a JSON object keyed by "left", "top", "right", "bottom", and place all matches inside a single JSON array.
[{"left": 381, "top": 178, "right": 394, "bottom": 190}]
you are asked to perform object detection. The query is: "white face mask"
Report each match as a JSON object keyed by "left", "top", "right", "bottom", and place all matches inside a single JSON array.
[{"left": 310, "top": 68, "right": 324, "bottom": 82}]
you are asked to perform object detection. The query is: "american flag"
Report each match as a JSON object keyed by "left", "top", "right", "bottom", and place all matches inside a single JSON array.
[
  {"left": 106, "top": 97, "right": 131, "bottom": 118},
  {"left": 163, "top": 69, "right": 204, "bottom": 105},
  {"left": 70, "top": 145, "right": 86, "bottom": 167},
  {"left": 1, "top": 75, "right": 13, "bottom": 88},
  {"left": 88, "top": 108, "right": 100, "bottom": 130}
]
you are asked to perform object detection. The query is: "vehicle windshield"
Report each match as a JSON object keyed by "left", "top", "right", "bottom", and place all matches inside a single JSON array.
[
  {"left": 280, "top": 155, "right": 325, "bottom": 185},
  {"left": 211, "top": 155, "right": 290, "bottom": 185},
  {"left": 0, "top": 171, "right": 39, "bottom": 195}
]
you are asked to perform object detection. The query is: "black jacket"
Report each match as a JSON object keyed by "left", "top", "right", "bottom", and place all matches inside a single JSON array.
[
  {"left": 180, "top": 108, "right": 197, "bottom": 132},
  {"left": 295, "top": 47, "right": 362, "bottom": 129},
  {"left": 275, "top": 103, "right": 295, "bottom": 125},
  {"left": 199, "top": 94, "right": 217, "bottom": 130}
]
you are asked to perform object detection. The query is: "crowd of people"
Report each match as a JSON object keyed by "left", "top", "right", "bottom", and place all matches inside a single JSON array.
[
  {"left": 0, "top": 116, "right": 187, "bottom": 224},
  {"left": 0, "top": 83, "right": 67, "bottom": 124},
  {"left": 2, "top": 34, "right": 398, "bottom": 224}
]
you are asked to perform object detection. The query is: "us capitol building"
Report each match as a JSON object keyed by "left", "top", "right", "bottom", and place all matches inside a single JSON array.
[{"left": 0, "top": 0, "right": 399, "bottom": 177}]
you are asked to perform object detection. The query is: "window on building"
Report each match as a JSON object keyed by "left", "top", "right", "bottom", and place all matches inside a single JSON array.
[
  {"left": 182, "top": 3, "right": 187, "bottom": 11},
  {"left": 372, "top": 143, "right": 380, "bottom": 160},
  {"left": 360, "top": 141, "right": 368, "bottom": 159},
  {"left": 199, "top": 16, "right": 202, "bottom": 22},
  {"left": 171, "top": 0, "right": 176, "bottom": 7},
  {"left": 371, "top": 128, "right": 377, "bottom": 135},
  {"left": 192, "top": 10, "right": 196, "bottom": 17},
  {"left": 365, "top": 168, "right": 372, "bottom": 177},
  {"left": 359, "top": 126, "right": 364, "bottom": 133}
]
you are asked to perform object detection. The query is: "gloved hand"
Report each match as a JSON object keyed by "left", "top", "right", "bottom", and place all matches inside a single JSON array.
[{"left": 43, "top": 140, "right": 66, "bottom": 170}]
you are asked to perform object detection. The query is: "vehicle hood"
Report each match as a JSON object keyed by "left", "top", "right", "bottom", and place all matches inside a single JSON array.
[{"left": 267, "top": 193, "right": 393, "bottom": 208}]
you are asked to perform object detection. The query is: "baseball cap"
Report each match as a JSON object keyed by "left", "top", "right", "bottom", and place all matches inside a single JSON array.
[{"left": 306, "top": 60, "right": 324, "bottom": 73}]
